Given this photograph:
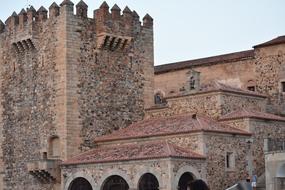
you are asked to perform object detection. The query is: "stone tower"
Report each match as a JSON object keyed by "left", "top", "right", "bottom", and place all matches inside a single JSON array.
[{"left": 0, "top": 0, "right": 154, "bottom": 189}]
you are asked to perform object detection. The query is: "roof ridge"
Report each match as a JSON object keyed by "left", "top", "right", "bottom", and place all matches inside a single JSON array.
[{"left": 155, "top": 50, "right": 254, "bottom": 74}]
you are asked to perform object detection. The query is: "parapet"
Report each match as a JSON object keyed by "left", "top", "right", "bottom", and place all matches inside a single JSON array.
[
  {"left": 1, "top": 0, "right": 153, "bottom": 43},
  {"left": 94, "top": 2, "right": 152, "bottom": 34},
  {"left": 93, "top": 1, "right": 153, "bottom": 51}
]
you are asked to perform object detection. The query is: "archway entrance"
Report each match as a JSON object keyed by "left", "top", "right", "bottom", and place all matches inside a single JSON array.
[
  {"left": 68, "top": 177, "right": 93, "bottom": 190},
  {"left": 178, "top": 172, "right": 195, "bottom": 190},
  {"left": 102, "top": 175, "right": 129, "bottom": 190},
  {"left": 138, "top": 173, "right": 159, "bottom": 190}
]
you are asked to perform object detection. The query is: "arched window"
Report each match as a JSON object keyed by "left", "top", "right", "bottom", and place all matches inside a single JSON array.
[
  {"left": 68, "top": 177, "right": 93, "bottom": 190},
  {"left": 178, "top": 172, "right": 195, "bottom": 190},
  {"left": 102, "top": 175, "right": 129, "bottom": 190},
  {"left": 48, "top": 136, "right": 60, "bottom": 158},
  {"left": 154, "top": 93, "right": 163, "bottom": 104},
  {"left": 138, "top": 173, "right": 159, "bottom": 190}
]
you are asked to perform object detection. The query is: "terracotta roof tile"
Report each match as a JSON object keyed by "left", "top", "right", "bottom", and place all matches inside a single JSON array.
[
  {"left": 220, "top": 109, "right": 285, "bottom": 121},
  {"left": 94, "top": 114, "right": 251, "bottom": 143},
  {"left": 254, "top": 36, "right": 285, "bottom": 48},
  {"left": 63, "top": 141, "right": 205, "bottom": 165},
  {"left": 154, "top": 50, "right": 254, "bottom": 74}
]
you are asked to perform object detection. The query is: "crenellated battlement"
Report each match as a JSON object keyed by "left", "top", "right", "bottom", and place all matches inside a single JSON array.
[{"left": 0, "top": 0, "right": 153, "bottom": 37}]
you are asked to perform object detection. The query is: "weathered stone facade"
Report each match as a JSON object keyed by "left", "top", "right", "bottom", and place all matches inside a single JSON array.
[
  {"left": 146, "top": 90, "right": 267, "bottom": 119},
  {"left": 0, "top": 1, "right": 285, "bottom": 190},
  {"left": 0, "top": 1, "right": 153, "bottom": 189}
]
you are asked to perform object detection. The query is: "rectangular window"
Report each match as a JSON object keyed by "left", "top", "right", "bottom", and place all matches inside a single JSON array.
[
  {"left": 226, "top": 152, "right": 235, "bottom": 170},
  {"left": 282, "top": 82, "right": 285, "bottom": 92}
]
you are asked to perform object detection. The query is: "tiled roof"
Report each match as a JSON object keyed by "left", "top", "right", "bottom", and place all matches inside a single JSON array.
[
  {"left": 63, "top": 141, "right": 206, "bottom": 165},
  {"left": 94, "top": 114, "right": 251, "bottom": 143},
  {"left": 220, "top": 109, "right": 285, "bottom": 121},
  {"left": 154, "top": 50, "right": 254, "bottom": 74},
  {"left": 254, "top": 36, "right": 285, "bottom": 48}
]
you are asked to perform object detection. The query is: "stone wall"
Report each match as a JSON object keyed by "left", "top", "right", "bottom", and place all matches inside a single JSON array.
[
  {"left": 0, "top": 15, "right": 59, "bottom": 190},
  {"left": 0, "top": 26, "right": 4, "bottom": 190},
  {"left": 255, "top": 44, "right": 285, "bottom": 115},
  {"left": 204, "top": 133, "right": 249, "bottom": 190},
  {"left": 76, "top": 12, "right": 153, "bottom": 148},
  {"left": 0, "top": 2, "right": 154, "bottom": 189},
  {"left": 221, "top": 118, "right": 285, "bottom": 179},
  {"left": 249, "top": 120, "right": 285, "bottom": 177},
  {"left": 146, "top": 92, "right": 221, "bottom": 119},
  {"left": 146, "top": 92, "right": 266, "bottom": 119},
  {"left": 220, "top": 93, "right": 267, "bottom": 115},
  {"left": 154, "top": 58, "right": 255, "bottom": 97}
]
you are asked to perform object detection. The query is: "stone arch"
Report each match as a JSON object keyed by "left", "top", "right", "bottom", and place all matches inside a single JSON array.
[
  {"left": 154, "top": 89, "right": 166, "bottom": 105},
  {"left": 154, "top": 89, "right": 166, "bottom": 97},
  {"left": 134, "top": 168, "right": 163, "bottom": 188},
  {"left": 96, "top": 169, "right": 132, "bottom": 189},
  {"left": 277, "top": 163, "right": 285, "bottom": 177},
  {"left": 173, "top": 165, "right": 201, "bottom": 190},
  {"left": 68, "top": 177, "right": 93, "bottom": 190},
  {"left": 178, "top": 172, "right": 195, "bottom": 190},
  {"left": 101, "top": 175, "right": 129, "bottom": 190},
  {"left": 64, "top": 171, "right": 96, "bottom": 190},
  {"left": 138, "top": 173, "right": 159, "bottom": 190}
]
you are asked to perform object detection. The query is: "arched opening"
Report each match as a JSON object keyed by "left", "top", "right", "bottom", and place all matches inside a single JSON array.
[
  {"left": 138, "top": 173, "right": 159, "bottom": 190},
  {"left": 178, "top": 172, "right": 195, "bottom": 190},
  {"left": 102, "top": 175, "right": 129, "bottom": 190},
  {"left": 154, "top": 93, "right": 163, "bottom": 104},
  {"left": 68, "top": 177, "right": 93, "bottom": 190}
]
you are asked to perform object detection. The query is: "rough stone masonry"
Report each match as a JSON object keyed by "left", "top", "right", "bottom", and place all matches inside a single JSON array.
[{"left": 0, "top": 0, "right": 154, "bottom": 189}]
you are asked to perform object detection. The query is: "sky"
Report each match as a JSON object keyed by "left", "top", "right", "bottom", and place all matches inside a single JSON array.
[{"left": 0, "top": 0, "right": 285, "bottom": 65}]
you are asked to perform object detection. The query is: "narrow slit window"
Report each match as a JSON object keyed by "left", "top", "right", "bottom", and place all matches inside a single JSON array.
[
  {"left": 282, "top": 82, "right": 285, "bottom": 92},
  {"left": 226, "top": 152, "right": 235, "bottom": 170}
]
